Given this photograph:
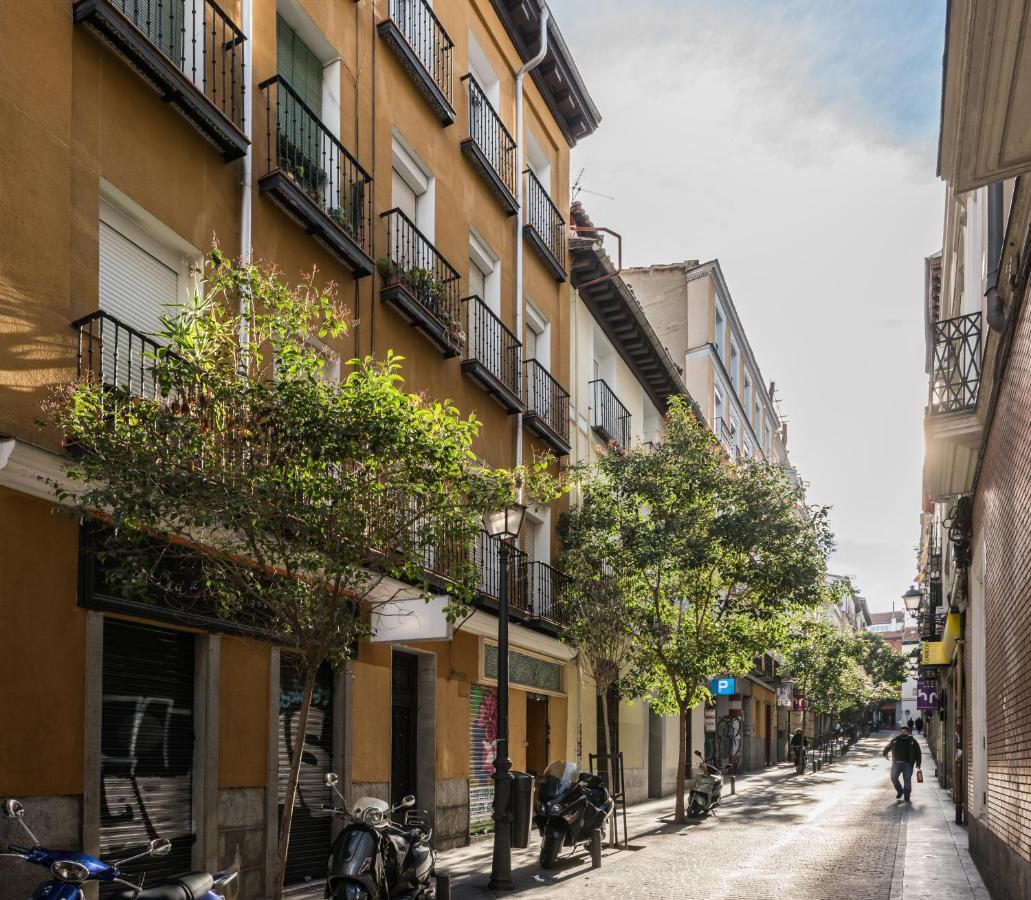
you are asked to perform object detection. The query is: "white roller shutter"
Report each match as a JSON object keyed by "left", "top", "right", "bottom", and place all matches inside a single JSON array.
[{"left": 99, "top": 220, "right": 178, "bottom": 337}]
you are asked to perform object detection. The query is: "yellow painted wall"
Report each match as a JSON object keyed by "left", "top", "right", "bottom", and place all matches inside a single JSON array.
[
  {"left": 351, "top": 642, "right": 393, "bottom": 784},
  {"left": 0, "top": 490, "right": 84, "bottom": 795},
  {"left": 219, "top": 637, "right": 271, "bottom": 788}
]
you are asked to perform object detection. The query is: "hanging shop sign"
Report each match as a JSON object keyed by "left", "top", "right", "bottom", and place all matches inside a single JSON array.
[
  {"left": 776, "top": 682, "right": 794, "bottom": 708},
  {"left": 917, "top": 679, "right": 939, "bottom": 710},
  {"left": 920, "top": 612, "right": 962, "bottom": 666},
  {"left": 704, "top": 708, "right": 717, "bottom": 732},
  {"left": 710, "top": 677, "right": 736, "bottom": 696},
  {"left": 369, "top": 596, "right": 453, "bottom": 643}
]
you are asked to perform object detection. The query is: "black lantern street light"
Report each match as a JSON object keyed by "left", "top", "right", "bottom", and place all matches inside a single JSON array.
[
  {"left": 902, "top": 585, "right": 922, "bottom": 615},
  {"left": 483, "top": 501, "right": 526, "bottom": 891}
]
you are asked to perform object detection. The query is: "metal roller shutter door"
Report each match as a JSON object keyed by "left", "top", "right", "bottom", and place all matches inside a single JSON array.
[
  {"left": 469, "top": 684, "right": 497, "bottom": 834},
  {"left": 278, "top": 656, "right": 334, "bottom": 885},
  {"left": 100, "top": 619, "right": 195, "bottom": 889}
]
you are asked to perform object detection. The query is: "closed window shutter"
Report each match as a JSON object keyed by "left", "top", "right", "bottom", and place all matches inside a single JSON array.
[
  {"left": 99, "top": 221, "right": 177, "bottom": 336},
  {"left": 276, "top": 16, "right": 323, "bottom": 172},
  {"left": 392, "top": 168, "right": 418, "bottom": 221},
  {"left": 524, "top": 325, "right": 538, "bottom": 362},
  {"left": 521, "top": 518, "right": 538, "bottom": 564}
]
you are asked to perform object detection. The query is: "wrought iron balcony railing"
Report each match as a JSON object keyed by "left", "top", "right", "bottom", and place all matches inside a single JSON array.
[
  {"left": 929, "top": 312, "right": 982, "bottom": 414},
  {"left": 460, "top": 74, "right": 517, "bottom": 213},
  {"left": 258, "top": 75, "right": 374, "bottom": 276},
  {"left": 73, "top": 310, "right": 169, "bottom": 398},
  {"left": 422, "top": 529, "right": 529, "bottom": 613},
  {"left": 590, "top": 379, "right": 631, "bottom": 449},
  {"left": 523, "top": 360, "right": 571, "bottom": 455},
  {"left": 380, "top": 209, "right": 463, "bottom": 356},
  {"left": 523, "top": 560, "right": 569, "bottom": 626},
  {"left": 74, "top": 0, "right": 248, "bottom": 160},
  {"left": 523, "top": 169, "right": 567, "bottom": 281},
  {"left": 713, "top": 416, "right": 736, "bottom": 452},
  {"left": 461, "top": 296, "right": 522, "bottom": 411},
  {"left": 378, "top": 0, "right": 455, "bottom": 124}
]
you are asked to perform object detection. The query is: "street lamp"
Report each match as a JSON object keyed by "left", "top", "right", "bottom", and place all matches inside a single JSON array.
[
  {"left": 483, "top": 501, "right": 525, "bottom": 891},
  {"left": 902, "top": 585, "right": 922, "bottom": 614}
]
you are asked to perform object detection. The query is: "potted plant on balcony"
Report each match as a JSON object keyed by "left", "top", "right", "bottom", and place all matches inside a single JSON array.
[{"left": 376, "top": 256, "right": 398, "bottom": 283}]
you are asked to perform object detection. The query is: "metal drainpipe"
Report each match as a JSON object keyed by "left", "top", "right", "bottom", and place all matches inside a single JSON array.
[
  {"left": 514, "top": 5, "right": 549, "bottom": 471},
  {"left": 239, "top": 0, "right": 254, "bottom": 356},
  {"left": 986, "top": 181, "right": 1006, "bottom": 333}
]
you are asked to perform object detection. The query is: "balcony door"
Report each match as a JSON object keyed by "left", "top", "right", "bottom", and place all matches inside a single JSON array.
[{"left": 276, "top": 16, "right": 323, "bottom": 192}]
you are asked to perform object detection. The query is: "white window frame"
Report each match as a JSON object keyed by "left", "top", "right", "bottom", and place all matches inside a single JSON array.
[
  {"left": 277, "top": 0, "right": 342, "bottom": 139},
  {"left": 525, "top": 301, "right": 550, "bottom": 370},
  {"left": 729, "top": 339, "right": 740, "bottom": 392},
  {"left": 713, "top": 382, "right": 724, "bottom": 427},
  {"left": 524, "top": 129, "right": 552, "bottom": 196},
  {"left": 714, "top": 302, "right": 725, "bottom": 361},
  {"left": 391, "top": 133, "right": 435, "bottom": 239},
  {"left": 469, "top": 229, "right": 500, "bottom": 316},
  {"left": 467, "top": 30, "right": 501, "bottom": 109}
]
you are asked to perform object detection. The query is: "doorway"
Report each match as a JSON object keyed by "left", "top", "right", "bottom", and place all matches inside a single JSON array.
[
  {"left": 391, "top": 652, "right": 419, "bottom": 804},
  {"left": 764, "top": 703, "right": 772, "bottom": 767},
  {"left": 525, "top": 694, "right": 550, "bottom": 776}
]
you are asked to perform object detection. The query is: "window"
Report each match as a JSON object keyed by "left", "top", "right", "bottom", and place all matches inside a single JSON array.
[
  {"left": 713, "top": 383, "right": 724, "bottom": 427},
  {"left": 524, "top": 301, "right": 549, "bottom": 369},
  {"left": 525, "top": 129, "right": 552, "bottom": 195},
  {"left": 469, "top": 258, "right": 486, "bottom": 300},
  {"left": 729, "top": 340, "right": 740, "bottom": 391},
  {"left": 391, "top": 136, "right": 434, "bottom": 238},
  {"left": 714, "top": 303, "right": 725, "bottom": 360},
  {"left": 524, "top": 323, "right": 538, "bottom": 361},
  {"left": 521, "top": 516, "right": 539, "bottom": 564},
  {"left": 764, "top": 422, "right": 773, "bottom": 458},
  {"left": 469, "top": 231, "right": 499, "bottom": 315},
  {"left": 743, "top": 374, "right": 752, "bottom": 422},
  {"left": 754, "top": 397, "right": 762, "bottom": 432},
  {"left": 467, "top": 31, "right": 500, "bottom": 109}
]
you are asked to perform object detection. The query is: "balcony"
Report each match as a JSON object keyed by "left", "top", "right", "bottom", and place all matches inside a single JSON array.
[
  {"left": 460, "top": 296, "right": 523, "bottom": 413},
  {"left": 590, "top": 379, "right": 630, "bottom": 450},
  {"left": 523, "top": 360, "right": 570, "bottom": 456},
  {"left": 257, "top": 76, "right": 374, "bottom": 278},
  {"left": 523, "top": 560, "right": 569, "bottom": 628},
  {"left": 712, "top": 416, "right": 737, "bottom": 456},
  {"left": 378, "top": 0, "right": 455, "bottom": 126},
  {"left": 379, "top": 209, "right": 462, "bottom": 357},
  {"left": 460, "top": 75, "right": 517, "bottom": 215},
  {"left": 523, "top": 170, "right": 567, "bottom": 281},
  {"left": 422, "top": 529, "right": 531, "bottom": 616},
  {"left": 73, "top": 0, "right": 248, "bottom": 161},
  {"left": 74, "top": 309, "right": 168, "bottom": 397},
  {"left": 924, "top": 312, "right": 984, "bottom": 500}
]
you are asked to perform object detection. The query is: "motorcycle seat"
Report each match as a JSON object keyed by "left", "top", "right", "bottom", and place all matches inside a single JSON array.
[{"left": 109, "top": 872, "right": 214, "bottom": 900}]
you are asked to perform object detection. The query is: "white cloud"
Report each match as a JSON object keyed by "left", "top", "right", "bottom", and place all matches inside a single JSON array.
[{"left": 566, "top": 1, "right": 944, "bottom": 611}]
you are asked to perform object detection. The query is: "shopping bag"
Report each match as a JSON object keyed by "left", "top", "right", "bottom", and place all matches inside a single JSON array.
[{"left": 916, "top": 769, "right": 924, "bottom": 784}]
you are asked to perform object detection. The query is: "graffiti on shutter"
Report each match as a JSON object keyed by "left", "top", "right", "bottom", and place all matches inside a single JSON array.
[
  {"left": 278, "top": 656, "right": 334, "bottom": 885},
  {"left": 468, "top": 684, "right": 497, "bottom": 834},
  {"left": 100, "top": 620, "right": 195, "bottom": 890}
]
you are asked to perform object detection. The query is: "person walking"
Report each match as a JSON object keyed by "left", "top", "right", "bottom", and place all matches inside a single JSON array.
[
  {"left": 915, "top": 716, "right": 923, "bottom": 735},
  {"left": 906, "top": 715, "right": 914, "bottom": 731},
  {"left": 883, "top": 725, "right": 922, "bottom": 802}
]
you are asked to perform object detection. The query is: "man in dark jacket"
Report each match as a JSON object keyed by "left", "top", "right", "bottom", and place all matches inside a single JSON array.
[{"left": 883, "top": 726, "right": 922, "bottom": 801}]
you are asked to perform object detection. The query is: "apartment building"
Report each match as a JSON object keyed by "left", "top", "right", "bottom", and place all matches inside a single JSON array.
[
  {"left": 914, "top": 3, "right": 1031, "bottom": 896},
  {"left": 0, "top": 1, "right": 600, "bottom": 895},
  {"left": 621, "top": 258, "right": 791, "bottom": 773}
]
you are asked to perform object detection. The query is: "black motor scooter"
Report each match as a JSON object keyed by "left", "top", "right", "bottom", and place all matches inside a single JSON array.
[
  {"left": 322, "top": 773, "right": 435, "bottom": 900},
  {"left": 534, "top": 761, "right": 614, "bottom": 869}
]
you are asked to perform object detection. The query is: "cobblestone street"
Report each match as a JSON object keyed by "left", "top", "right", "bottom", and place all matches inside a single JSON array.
[{"left": 441, "top": 736, "right": 990, "bottom": 900}]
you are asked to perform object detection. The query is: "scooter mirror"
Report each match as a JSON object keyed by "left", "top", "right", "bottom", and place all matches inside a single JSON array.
[
  {"left": 2, "top": 799, "right": 25, "bottom": 819},
  {"left": 325, "top": 773, "right": 340, "bottom": 788},
  {"left": 694, "top": 750, "right": 703, "bottom": 759},
  {"left": 149, "top": 838, "right": 172, "bottom": 857},
  {"left": 402, "top": 795, "right": 416, "bottom": 808}
]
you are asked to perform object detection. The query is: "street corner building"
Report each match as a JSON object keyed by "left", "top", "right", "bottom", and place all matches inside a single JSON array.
[
  {"left": 917, "top": 1, "right": 1031, "bottom": 897},
  {"left": 0, "top": 0, "right": 604, "bottom": 896}
]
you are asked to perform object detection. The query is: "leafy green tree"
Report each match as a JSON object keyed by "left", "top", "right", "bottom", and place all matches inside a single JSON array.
[
  {"left": 560, "top": 399, "right": 833, "bottom": 822},
  {"left": 47, "top": 250, "right": 557, "bottom": 898}
]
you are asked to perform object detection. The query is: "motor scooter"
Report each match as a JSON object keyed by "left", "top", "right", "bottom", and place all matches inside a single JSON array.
[
  {"left": 0, "top": 798, "right": 237, "bottom": 900},
  {"left": 686, "top": 750, "right": 724, "bottom": 817},
  {"left": 322, "top": 773, "right": 435, "bottom": 899},
  {"left": 534, "top": 761, "right": 613, "bottom": 869}
]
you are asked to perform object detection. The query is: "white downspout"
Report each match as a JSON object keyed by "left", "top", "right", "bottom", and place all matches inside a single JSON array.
[
  {"left": 239, "top": 0, "right": 254, "bottom": 354},
  {"left": 514, "top": 6, "right": 549, "bottom": 470}
]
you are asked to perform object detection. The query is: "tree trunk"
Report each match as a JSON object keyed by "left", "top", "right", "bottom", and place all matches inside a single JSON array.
[
  {"left": 674, "top": 703, "right": 688, "bottom": 823},
  {"left": 272, "top": 662, "right": 317, "bottom": 900},
  {"left": 599, "top": 686, "right": 616, "bottom": 845}
]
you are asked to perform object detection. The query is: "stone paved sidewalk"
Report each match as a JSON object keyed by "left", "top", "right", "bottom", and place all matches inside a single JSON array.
[{"left": 439, "top": 734, "right": 991, "bottom": 899}]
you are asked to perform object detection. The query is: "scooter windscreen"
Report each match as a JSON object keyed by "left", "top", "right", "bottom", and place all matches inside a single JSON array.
[{"left": 539, "top": 761, "right": 580, "bottom": 801}]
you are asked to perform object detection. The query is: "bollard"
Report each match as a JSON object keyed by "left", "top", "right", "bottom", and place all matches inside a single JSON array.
[
  {"left": 729, "top": 773, "right": 736, "bottom": 795},
  {"left": 436, "top": 873, "right": 451, "bottom": 900}
]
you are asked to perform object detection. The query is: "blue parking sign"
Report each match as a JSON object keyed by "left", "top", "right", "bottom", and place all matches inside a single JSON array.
[{"left": 710, "top": 677, "right": 736, "bottom": 696}]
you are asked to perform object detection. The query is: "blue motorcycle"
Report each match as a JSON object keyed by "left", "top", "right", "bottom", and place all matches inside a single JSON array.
[{"left": 1, "top": 798, "right": 238, "bottom": 900}]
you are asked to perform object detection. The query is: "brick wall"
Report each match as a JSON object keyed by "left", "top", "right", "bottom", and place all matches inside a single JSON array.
[{"left": 973, "top": 285, "right": 1031, "bottom": 874}]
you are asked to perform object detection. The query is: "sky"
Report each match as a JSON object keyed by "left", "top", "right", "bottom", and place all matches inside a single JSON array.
[{"left": 558, "top": 0, "right": 947, "bottom": 613}]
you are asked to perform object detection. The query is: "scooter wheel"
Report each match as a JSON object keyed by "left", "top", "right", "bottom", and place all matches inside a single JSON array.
[
  {"left": 687, "top": 795, "right": 705, "bottom": 818},
  {"left": 539, "top": 831, "right": 562, "bottom": 869}
]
